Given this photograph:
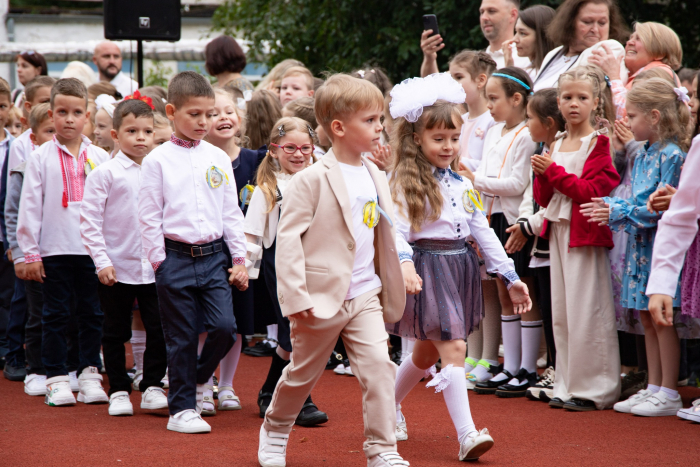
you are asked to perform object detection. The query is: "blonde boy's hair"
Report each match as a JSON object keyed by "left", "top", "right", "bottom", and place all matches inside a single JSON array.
[
  {"left": 28, "top": 102, "right": 51, "bottom": 132},
  {"left": 7, "top": 106, "right": 22, "bottom": 127},
  {"left": 634, "top": 22, "right": 682, "bottom": 70},
  {"left": 314, "top": 74, "right": 383, "bottom": 136},
  {"left": 0, "top": 77, "right": 11, "bottom": 99},
  {"left": 282, "top": 66, "right": 314, "bottom": 90}
]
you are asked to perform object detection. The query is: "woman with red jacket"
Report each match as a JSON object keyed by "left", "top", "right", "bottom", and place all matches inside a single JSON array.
[{"left": 532, "top": 67, "right": 621, "bottom": 412}]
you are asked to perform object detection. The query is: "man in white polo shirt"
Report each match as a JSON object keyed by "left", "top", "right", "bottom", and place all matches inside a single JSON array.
[{"left": 92, "top": 41, "right": 138, "bottom": 97}]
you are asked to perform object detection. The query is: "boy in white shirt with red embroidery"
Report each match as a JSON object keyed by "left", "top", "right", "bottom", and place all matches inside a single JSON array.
[
  {"left": 17, "top": 78, "right": 110, "bottom": 407},
  {"left": 80, "top": 98, "right": 169, "bottom": 416},
  {"left": 139, "top": 71, "right": 248, "bottom": 434}
]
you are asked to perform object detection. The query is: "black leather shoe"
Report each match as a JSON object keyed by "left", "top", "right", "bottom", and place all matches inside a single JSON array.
[
  {"left": 495, "top": 368, "right": 538, "bottom": 398},
  {"left": 258, "top": 390, "right": 273, "bottom": 418},
  {"left": 564, "top": 398, "right": 597, "bottom": 412},
  {"left": 473, "top": 370, "right": 514, "bottom": 394},
  {"left": 326, "top": 351, "right": 343, "bottom": 370},
  {"left": 3, "top": 362, "right": 27, "bottom": 381},
  {"left": 295, "top": 400, "right": 329, "bottom": 427},
  {"left": 245, "top": 341, "right": 278, "bottom": 357},
  {"left": 548, "top": 397, "right": 566, "bottom": 408}
]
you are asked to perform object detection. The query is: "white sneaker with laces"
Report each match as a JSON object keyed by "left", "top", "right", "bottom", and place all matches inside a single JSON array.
[
  {"left": 614, "top": 388, "right": 654, "bottom": 413},
  {"left": 458, "top": 428, "right": 495, "bottom": 461},
  {"left": 45, "top": 376, "right": 76, "bottom": 406},
  {"left": 109, "top": 391, "right": 133, "bottom": 416},
  {"left": 395, "top": 410, "right": 408, "bottom": 441},
  {"left": 167, "top": 409, "right": 211, "bottom": 433},
  {"left": 677, "top": 399, "right": 700, "bottom": 422},
  {"left": 132, "top": 370, "right": 143, "bottom": 391},
  {"left": 69, "top": 371, "right": 79, "bottom": 392},
  {"left": 367, "top": 451, "right": 410, "bottom": 466},
  {"left": 631, "top": 392, "right": 683, "bottom": 417},
  {"left": 333, "top": 363, "right": 345, "bottom": 375},
  {"left": 77, "top": 367, "right": 109, "bottom": 404},
  {"left": 24, "top": 374, "right": 47, "bottom": 396},
  {"left": 141, "top": 386, "right": 168, "bottom": 410},
  {"left": 258, "top": 425, "right": 289, "bottom": 467},
  {"left": 526, "top": 367, "right": 555, "bottom": 401}
]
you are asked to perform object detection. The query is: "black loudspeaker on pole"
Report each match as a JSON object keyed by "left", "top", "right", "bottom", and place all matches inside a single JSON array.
[{"left": 103, "top": 0, "right": 182, "bottom": 88}]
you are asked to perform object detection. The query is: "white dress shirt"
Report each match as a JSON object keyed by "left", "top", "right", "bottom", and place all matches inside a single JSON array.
[
  {"left": 110, "top": 72, "right": 139, "bottom": 98},
  {"left": 646, "top": 135, "right": 700, "bottom": 297},
  {"left": 7, "top": 129, "right": 33, "bottom": 175},
  {"left": 139, "top": 135, "right": 247, "bottom": 267},
  {"left": 80, "top": 151, "right": 154, "bottom": 284},
  {"left": 486, "top": 43, "right": 531, "bottom": 70},
  {"left": 474, "top": 121, "right": 536, "bottom": 224},
  {"left": 395, "top": 167, "right": 516, "bottom": 281},
  {"left": 17, "top": 136, "right": 110, "bottom": 262}
]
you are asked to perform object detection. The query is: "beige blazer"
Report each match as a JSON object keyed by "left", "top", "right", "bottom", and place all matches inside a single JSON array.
[{"left": 274, "top": 149, "right": 405, "bottom": 322}]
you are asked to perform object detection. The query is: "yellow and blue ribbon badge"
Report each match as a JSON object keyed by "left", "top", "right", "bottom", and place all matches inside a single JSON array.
[
  {"left": 361, "top": 198, "right": 393, "bottom": 228},
  {"left": 84, "top": 159, "right": 95, "bottom": 177},
  {"left": 206, "top": 166, "right": 229, "bottom": 189},
  {"left": 239, "top": 184, "right": 255, "bottom": 210},
  {"left": 462, "top": 189, "right": 484, "bottom": 213}
]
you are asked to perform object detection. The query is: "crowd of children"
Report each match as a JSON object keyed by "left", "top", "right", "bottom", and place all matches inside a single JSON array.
[{"left": 1, "top": 11, "right": 700, "bottom": 465}]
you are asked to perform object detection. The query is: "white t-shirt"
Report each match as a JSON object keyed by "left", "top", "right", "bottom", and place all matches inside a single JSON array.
[
  {"left": 110, "top": 72, "right": 139, "bottom": 98},
  {"left": 339, "top": 162, "right": 382, "bottom": 300}
]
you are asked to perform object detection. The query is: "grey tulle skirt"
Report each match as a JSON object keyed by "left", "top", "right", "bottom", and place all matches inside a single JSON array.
[{"left": 387, "top": 239, "right": 483, "bottom": 341}]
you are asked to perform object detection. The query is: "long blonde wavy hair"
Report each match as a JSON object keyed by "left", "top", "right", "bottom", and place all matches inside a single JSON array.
[{"left": 390, "top": 100, "right": 464, "bottom": 232}]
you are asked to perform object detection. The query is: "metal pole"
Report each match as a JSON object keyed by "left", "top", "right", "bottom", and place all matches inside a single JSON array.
[{"left": 137, "top": 39, "right": 144, "bottom": 87}]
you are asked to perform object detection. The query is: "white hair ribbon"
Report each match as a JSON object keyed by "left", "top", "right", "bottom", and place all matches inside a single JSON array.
[
  {"left": 389, "top": 72, "right": 466, "bottom": 122},
  {"left": 674, "top": 87, "right": 690, "bottom": 104},
  {"left": 95, "top": 94, "right": 117, "bottom": 118}
]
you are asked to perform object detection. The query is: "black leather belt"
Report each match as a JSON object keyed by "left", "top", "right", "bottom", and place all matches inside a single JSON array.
[{"left": 165, "top": 238, "right": 223, "bottom": 257}]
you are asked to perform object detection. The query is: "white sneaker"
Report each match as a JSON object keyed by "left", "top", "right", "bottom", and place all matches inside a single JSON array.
[
  {"left": 367, "top": 452, "right": 410, "bottom": 466},
  {"left": 258, "top": 425, "right": 288, "bottom": 467},
  {"left": 614, "top": 389, "right": 654, "bottom": 413},
  {"left": 395, "top": 410, "right": 408, "bottom": 442},
  {"left": 77, "top": 367, "right": 109, "bottom": 404},
  {"left": 132, "top": 370, "right": 143, "bottom": 391},
  {"left": 167, "top": 409, "right": 211, "bottom": 433},
  {"left": 196, "top": 383, "right": 205, "bottom": 414},
  {"left": 141, "top": 386, "right": 168, "bottom": 410},
  {"left": 162, "top": 369, "right": 169, "bottom": 389},
  {"left": 69, "top": 371, "right": 79, "bottom": 392},
  {"left": 45, "top": 376, "right": 76, "bottom": 406},
  {"left": 109, "top": 391, "right": 133, "bottom": 416},
  {"left": 24, "top": 374, "right": 47, "bottom": 396},
  {"left": 459, "top": 428, "right": 494, "bottom": 461},
  {"left": 631, "top": 392, "right": 683, "bottom": 417},
  {"left": 345, "top": 365, "right": 354, "bottom": 377},
  {"left": 677, "top": 399, "right": 700, "bottom": 422},
  {"left": 333, "top": 364, "right": 345, "bottom": 375}
]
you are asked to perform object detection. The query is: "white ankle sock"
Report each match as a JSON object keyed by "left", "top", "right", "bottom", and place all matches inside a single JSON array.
[
  {"left": 501, "top": 315, "right": 521, "bottom": 375},
  {"left": 130, "top": 330, "right": 146, "bottom": 372},
  {"left": 660, "top": 387, "right": 679, "bottom": 399},
  {"left": 266, "top": 324, "right": 278, "bottom": 348},
  {"left": 647, "top": 384, "right": 660, "bottom": 393},
  {"left": 394, "top": 355, "right": 427, "bottom": 422},
  {"left": 442, "top": 366, "right": 477, "bottom": 443},
  {"left": 521, "top": 321, "right": 543, "bottom": 373},
  {"left": 468, "top": 359, "right": 497, "bottom": 381}
]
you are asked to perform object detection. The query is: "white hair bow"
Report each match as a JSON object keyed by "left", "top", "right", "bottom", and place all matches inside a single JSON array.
[
  {"left": 389, "top": 73, "right": 466, "bottom": 122},
  {"left": 674, "top": 87, "right": 690, "bottom": 104},
  {"left": 95, "top": 94, "right": 117, "bottom": 118}
]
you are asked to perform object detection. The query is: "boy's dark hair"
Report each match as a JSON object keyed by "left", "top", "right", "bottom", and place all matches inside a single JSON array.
[
  {"left": 25, "top": 76, "right": 56, "bottom": 103},
  {"left": 112, "top": 99, "right": 154, "bottom": 131},
  {"left": 50, "top": 78, "right": 88, "bottom": 108},
  {"left": 167, "top": 71, "right": 215, "bottom": 109},
  {"left": 205, "top": 35, "right": 247, "bottom": 76},
  {"left": 0, "top": 77, "right": 11, "bottom": 100}
]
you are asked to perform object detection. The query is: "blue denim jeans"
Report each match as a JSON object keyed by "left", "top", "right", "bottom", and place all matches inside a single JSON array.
[
  {"left": 155, "top": 246, "right": 236, "bottom": 415},
  {"left": 41, "top": 255, "right": 103, "bottom": 378}
]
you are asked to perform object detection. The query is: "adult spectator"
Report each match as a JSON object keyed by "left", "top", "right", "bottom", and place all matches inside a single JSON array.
[
  {"left": 507, "top": 5, "right": 557, "bottom": 80},
  {"left": 533, "top": 0, "right": 630, "bottom": 91},
  {"left": 205, "top": 35, "right": 254, "bottom": 93},
  {"left": 13, "top": 50, "right": 48, "bottom": 105},
  {"left": 92, "top": 41, "right": 138, "bottom": 98},
  {"left": 420, "top": 0, "right": 529, "bottom": 76}
]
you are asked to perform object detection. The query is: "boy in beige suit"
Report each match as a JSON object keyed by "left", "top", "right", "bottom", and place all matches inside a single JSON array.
[{"left": 258, "top": 75, "right": 409, "bottom": 467}]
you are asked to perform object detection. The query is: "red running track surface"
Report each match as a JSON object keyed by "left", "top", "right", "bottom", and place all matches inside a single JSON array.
[{"left": 1, "top": 351, "right": 698, "bottom": 466}]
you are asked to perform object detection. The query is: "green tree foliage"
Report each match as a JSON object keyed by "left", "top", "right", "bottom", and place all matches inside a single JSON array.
[{"left": 213, "top": 0, "right": 700, "bottom": 83}]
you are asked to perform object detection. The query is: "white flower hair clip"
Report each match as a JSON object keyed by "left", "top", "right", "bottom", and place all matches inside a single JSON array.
[
  {"left": 389, "top": 72, "right": 466, "bottom": 122},
  {"left": 674, "top": 86, "right": 690, "bottom": 104},
  {"left": 95, "top": 94, "right": 117, "bottom": 118}
]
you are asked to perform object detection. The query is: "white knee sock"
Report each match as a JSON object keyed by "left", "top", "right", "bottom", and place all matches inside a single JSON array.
[
  {"left": 442, "top": 366, "right": 477, "bottom": 443},
  {"left": 130, "top": 330, "right": 146, "bottom": 372},
  {"left": 266, "top": 324, "right": 278, "bottom": 348},
  {"left": 521, "top": 321, "right": 543, "bottom": 373},
  {"left": 400, "top": 338, "right": 415, "bottom": 362},
  {"left": 501, "top": 315, "right": 521, "bottom": 376},
  {"left": 218, "top": 334, "right": 242, "bottom": 388},
  {"left": 394, "top": 355, "right": 427, "bottom": 422}
]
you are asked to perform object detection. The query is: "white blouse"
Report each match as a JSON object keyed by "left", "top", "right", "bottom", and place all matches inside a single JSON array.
[{"left": 459, "top": 111, "right": 496, "bottom": 172}]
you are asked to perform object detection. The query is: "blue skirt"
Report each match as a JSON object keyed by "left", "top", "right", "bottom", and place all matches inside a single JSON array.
[{"left": 387, "top": 239, "right": 483, "bottom": 341}]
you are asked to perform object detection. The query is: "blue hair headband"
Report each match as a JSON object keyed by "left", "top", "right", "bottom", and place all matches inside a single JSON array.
[{"left": 492, "top": 73, "right": 533, "bottom": 95}]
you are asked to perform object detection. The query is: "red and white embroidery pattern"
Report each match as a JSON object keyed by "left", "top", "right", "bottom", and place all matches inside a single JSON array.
[
  {"left": 170, "top": 134, "right": 201, "bottom": 149},
  {"left": 55, "top": 137, "right": 88, "bottom": 207}
]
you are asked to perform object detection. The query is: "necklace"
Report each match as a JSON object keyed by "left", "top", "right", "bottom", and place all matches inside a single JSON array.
[{"left": 503, "top": 122, "right": 520, "bottom": 132}]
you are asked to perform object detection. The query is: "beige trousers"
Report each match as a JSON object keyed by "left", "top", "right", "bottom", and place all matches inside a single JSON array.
[
  {"left": 264, "top": 288, "right": 397, "bottom": 458},
  {"left": 549, "top": 221, "right": 621, "bottom": 409}
]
